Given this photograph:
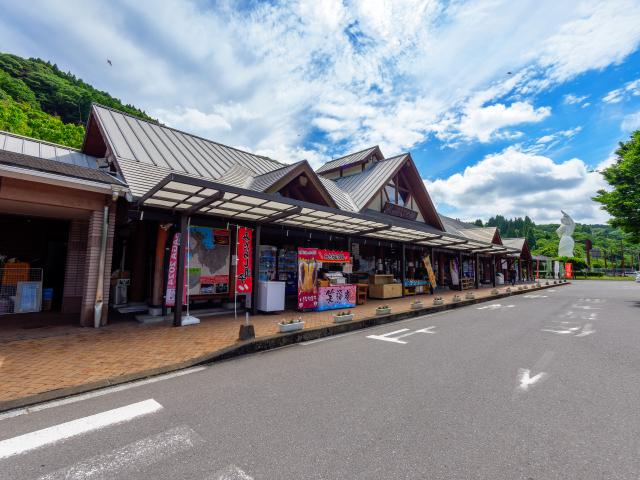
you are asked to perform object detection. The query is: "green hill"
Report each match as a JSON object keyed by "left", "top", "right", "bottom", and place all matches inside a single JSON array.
[
  {"left": 0, "top": 52, "right": 154, "bottom": 148},
  {"left": 478, "top": 215, "right": 639, "bottom": 267}
]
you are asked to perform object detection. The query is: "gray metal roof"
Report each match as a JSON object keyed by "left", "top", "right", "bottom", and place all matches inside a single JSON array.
[
  {"left": 0, "top": 149, "right": 125, "bottom": 186},
  {"left": 90, "top": 104, "right": 286, "bottom": 183},
  {"left": 438, "top": 214, "right": 479, "bottom": 236},
  {"left": 331, "top": 154, "right": 407, "bottom": 211},
  {"left": 316, "top": 145, "right": 380, "bottom": 174},
  {"left": 456, "top": 226, "right": 500, "bottom": 244},
  {"left": 503, "top": 237, "right": 526, "bottom": 251},
  {"left": 248, "top": 161, "right": 304, "bottom": 192},
  {"left": 0, "top": 130, "right": 98, "bottom": 169},
  {"left": 318, "top": 177, "right": 358, "bottom": 211}
]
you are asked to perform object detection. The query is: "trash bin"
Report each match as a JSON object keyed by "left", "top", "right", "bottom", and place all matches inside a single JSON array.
[{"left": 42, "top": 288, "right": 53, "bottom": 311}]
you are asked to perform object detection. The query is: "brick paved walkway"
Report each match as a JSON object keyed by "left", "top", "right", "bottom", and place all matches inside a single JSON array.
[{"left": 0, "top": 284, "right": 536, "bottom": 406}]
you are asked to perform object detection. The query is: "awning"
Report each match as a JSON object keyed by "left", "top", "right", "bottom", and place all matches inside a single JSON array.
[{"left": 137, "top": 173, "right": 518, "bottom": 254}]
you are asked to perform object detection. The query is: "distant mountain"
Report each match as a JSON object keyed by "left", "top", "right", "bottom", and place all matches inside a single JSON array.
[{"left": 0, "top": 52, "right": 154, "bottom": 148}]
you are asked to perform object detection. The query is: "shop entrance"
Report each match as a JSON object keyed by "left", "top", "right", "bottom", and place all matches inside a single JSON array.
[{"left": 0, "top": 213, "right": 69, "bottom": 321}]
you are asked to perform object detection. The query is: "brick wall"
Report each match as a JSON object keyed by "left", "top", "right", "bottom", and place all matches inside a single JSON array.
[
  {"left": 79, "top": 205, "right": 116, "bottom": 327},
  {"left": 61, "top": 218, "right": 89, "bottom": 315}
]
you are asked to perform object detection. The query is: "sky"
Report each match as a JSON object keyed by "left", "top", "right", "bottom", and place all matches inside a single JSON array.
[{"left": 1, "top": 0, "right": 640, "bottom": 224}]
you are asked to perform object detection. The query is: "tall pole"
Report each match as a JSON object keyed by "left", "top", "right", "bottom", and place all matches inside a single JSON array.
[
  {"left": 251, "top": 224, "right": 261, "bottom": 315},
  {"left": 401, "top": 243, "right": 406, "bottom": 297},
  {"left": 173, "top": 213, "right": 187, "bottom": 327}
]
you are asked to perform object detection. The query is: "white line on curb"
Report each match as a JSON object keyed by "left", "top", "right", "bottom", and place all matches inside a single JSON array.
[
  {"left": 0, "top": 366, "right": 205, "bottom": 422},
  {"left": 0, "top": 399, "right": 163, "bottom": 459}
]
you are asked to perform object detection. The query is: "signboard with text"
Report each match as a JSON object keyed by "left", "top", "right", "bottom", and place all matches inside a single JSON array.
[
  {"left": 235, "top": 227, "right": 253, "bottom": 294},
  {"left": 166, "top": 232, "right": 186, "bottom": 307},
  {"left": 316, "top": 285, "right": 356, "bottom": 311},
  {"left": 297, "top": 248, "right": 319, "bottom": 310}
]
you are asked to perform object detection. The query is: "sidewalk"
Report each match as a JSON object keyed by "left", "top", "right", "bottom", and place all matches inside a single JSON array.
[{"left": 0, "top": 282, "right": 556, "bottom": 410}]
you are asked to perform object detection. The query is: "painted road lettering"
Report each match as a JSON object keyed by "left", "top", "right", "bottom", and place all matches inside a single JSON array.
[
  {"left": 477, "top": 303, "right": 515, "bottom": 310},
  {"left": 367, "top": 327, "right": 436, "bottom": 344}
]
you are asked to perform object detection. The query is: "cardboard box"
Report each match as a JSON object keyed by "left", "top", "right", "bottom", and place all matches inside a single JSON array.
[{"left": 369, "top": 283, "right": 402, "bottom": 299}]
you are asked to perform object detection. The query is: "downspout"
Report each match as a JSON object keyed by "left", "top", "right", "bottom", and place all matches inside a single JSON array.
[{"left": 94, "top": 204, "right": 110, "bottom": 328}]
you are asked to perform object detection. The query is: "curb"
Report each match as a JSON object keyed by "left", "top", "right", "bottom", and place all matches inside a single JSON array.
[{"left": 0, "top": 282, "right": 569, "bottom": 413}]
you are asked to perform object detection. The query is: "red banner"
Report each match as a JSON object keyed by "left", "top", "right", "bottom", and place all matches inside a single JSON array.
[
  {"left": 235, "top": 227, "right": 253, "bottom": 294},
  {"left": 565, "top": 262, "right": 573, "bottom": 279},
  {"left": 165, "top": 232, "right": 186, "bottom": 307},
  {"left": 317, "top": 249, "right": 351, "bottom": 263}
]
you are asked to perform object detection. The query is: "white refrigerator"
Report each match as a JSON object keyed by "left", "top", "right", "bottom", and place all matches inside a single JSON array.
[{"left": 257, "top": 280, "right": 285, "bottom": 312}]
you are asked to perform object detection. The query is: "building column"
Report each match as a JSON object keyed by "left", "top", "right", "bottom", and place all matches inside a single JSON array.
[
  {"left": 79, "top": 204, "right": 116, "bottom": 327},
  {"left": 474, "top": 253, "right": 480, "bottom": 289},
  {"left": 62, "top": 218, "right": 89, "bottom": 316},
  {"left": 438, "top": 252, "right": 445, "bottom": 287},
  {"left": 173, "top": 213, "right": 187, "bottom": 327},
  {"left": 458, "top": 252, "right": 463, "bottom": 291},
  {"left": 251, "top": 224, "right": 261, "bottom": 315},
  {"left": 491, "top": 256, "right": 496, "bottom": 287},
  {"left": 151, "top": 224, "right": 170, "bottom": 308},
  {"left": 401, "top": 244, "right": 406, "bottom": 297}
]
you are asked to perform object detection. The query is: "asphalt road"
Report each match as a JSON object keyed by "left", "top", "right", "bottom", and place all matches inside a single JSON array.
[{"left": 2, "top": 280, "right": 640, "bottom": 479}]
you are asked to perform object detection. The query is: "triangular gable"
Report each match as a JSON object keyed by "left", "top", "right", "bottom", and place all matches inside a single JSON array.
[
  {"left": 352, "top": 153, "right": 444, "bottom": 231},
  {"left": 316, "top": 145, "right": 384, "bottom": 175},
  {"left": 262, "top": 161, "right": 337, "bottom": 208}
]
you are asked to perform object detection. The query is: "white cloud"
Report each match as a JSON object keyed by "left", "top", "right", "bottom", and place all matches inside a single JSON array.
[
  {"left": 0, "top": 0, "right": 638, "bottom": 165},
  {"left": 603, "top": 78, "right": 640, "bottom": 103},
  {"left": 621, "top": 111, "right": 640, "bottom": 132},
  {"left": 426, "top": 147, "right": 611, "bottom": 223},
  {"left": 563, "top": 94, "right": 589, "bottom": 105}
]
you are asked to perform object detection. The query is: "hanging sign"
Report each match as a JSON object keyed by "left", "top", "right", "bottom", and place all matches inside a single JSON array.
[
  {"left": 298, "top": 248, "right": 319, "bottom": 309},
  {"left": 166, "top": 232, "right": 187, "bottom": 307},
  {"left": 236, "top": 227, "right": 253, "bottom": 294},
  {"left": 316, "top": 249, "right": 351, "bottom": 263}
]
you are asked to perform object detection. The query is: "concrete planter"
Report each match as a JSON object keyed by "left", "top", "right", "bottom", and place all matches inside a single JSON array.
[
  {"left": 278, "top": 321, "right": 304, "bottom": 333},
  {"left": 452, "top": 296, "right": 462, "bottom": 303},
  {"left": 376, "top": 307, "right": 392, "bottom": 316},
  {"left": 410, "top": 301, "right": 424, "bottom": 310},
  {"left": 465, "top": 293, "right": 475, "bottom": 300},
  {"left": 433, "top": 299, "right": 444, "bottom": 306},
  {"left": 333, "top": 314, "right": 353, "bottom": 323}
]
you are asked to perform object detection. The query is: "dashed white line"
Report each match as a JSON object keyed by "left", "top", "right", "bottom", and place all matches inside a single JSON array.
[{"left": 0, "top": 399, "right": 163, "bottom": 459}]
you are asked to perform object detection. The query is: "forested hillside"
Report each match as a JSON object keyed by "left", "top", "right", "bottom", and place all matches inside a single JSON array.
[
  {"left": 475, "top": 215, "right": 639, "bottom": 267},
  {"left": 0, "top": 52, "right": 153, "bottom": 148}
]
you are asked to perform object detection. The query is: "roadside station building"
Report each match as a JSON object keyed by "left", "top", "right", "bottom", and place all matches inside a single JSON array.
[{"left": 0, "top": 104, "right": 530, "bottom": 328}]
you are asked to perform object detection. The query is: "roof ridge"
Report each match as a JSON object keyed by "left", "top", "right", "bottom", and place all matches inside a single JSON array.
[
  {"left": 90, "top": 103, "right": 287, "bottom": 168},
  {"left": 328, "top": 145, "right": 378, "bottom": 162}
]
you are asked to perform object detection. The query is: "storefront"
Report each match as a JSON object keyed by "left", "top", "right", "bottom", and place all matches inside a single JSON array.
[{"left": 0, "top": 133, "right": 126, "bottom": 327}]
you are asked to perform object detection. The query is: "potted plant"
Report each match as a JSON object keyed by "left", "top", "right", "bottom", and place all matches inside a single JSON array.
[
  {"left": 376, "top": 305, "right": 391, "bottom": 315},
  {"left": 505, "top": 287, "right": 512, "bottom": 294},
  {"left": 278, "top": 317, "right": 305, "bottom": 333},
  {"left": 433, "top": 296, "right": 444, "bottom": 306},
  {"left": 333, "top": 310, "right": 353, "bottom": 323},
  {"left": 491, "top": 288, "right": 499, "bottom": 295},
  {"left": 410, "top": 299, "right": 424, "bottom": 310},
  {"left": 517, "top": 286, "right": 523, "bottom": 291},
  {"left": 545, "top": 281, "right": 549, "bottom": 285},
  {"left": 452, "top": 294, "right": 462, "bottom": 303},
  {"left": 465, "top": 291, "right": 475, "bottom": 300}
]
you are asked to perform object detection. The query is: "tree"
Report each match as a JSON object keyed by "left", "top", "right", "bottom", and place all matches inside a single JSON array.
[{"left": 594, "top": 131, "right": 640, "bottom": 242}]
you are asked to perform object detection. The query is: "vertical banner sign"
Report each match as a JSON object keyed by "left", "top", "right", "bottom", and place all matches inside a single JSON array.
[
  {"left": 423, "top": 255, "right": 437, "bottom": 288},
  {"left": 297, "top": 248, "right": 319, "bottom": 310},
  {"left": 565, "top": 262, "right": 573, "bottom": 279},
  {"left": 166, "top": 232, "right": 187, "bottom": 307},
  {"left": 236, "top": 227, "right": 253, "bottom": 294}
]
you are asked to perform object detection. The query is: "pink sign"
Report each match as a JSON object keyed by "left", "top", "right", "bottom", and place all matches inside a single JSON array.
[{"left": 165, "top": 232, "right": 186, "bottom": 307}]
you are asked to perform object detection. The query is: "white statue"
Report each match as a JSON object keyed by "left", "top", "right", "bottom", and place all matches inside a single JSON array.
[{"left": 556, "top": 210, "right": 575, "bottom": 257}]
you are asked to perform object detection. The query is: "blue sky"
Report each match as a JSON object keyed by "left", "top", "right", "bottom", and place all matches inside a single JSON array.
[{"left": 1, "top": 0, "right": 639, "bottom": 223}]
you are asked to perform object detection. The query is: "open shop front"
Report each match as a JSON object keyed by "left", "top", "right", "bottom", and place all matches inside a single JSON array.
[{"left": 349, "top": 238, "right": 403, "bottom": 300}]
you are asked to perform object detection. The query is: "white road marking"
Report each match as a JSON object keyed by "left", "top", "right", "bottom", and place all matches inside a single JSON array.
[
  {"left": 367, "top": 328, "right": 411, "bottom": 344},
  {"left": 0, "top": 399, "right": 163, "bottom": 459},
  {"left": 572, "top": 304, "right": 602, "bottom": 310},
  {"left": 575, "top": 324, "right": 596, "bottom": 337},
  {"left": 367, "top": 327, "right": 436, "bottom": 344},
  {"left": 0, "top": 366, "right": 205, "bottom": 422},
  {"left": 37, "top": 425, "right": 199, "bottom": 479},
  {"left": 517, "top": 368, "right": 547, "bottom": 391},
  {"left": 477, "top": 303, "right": 515, "bottom": 310},
  {"left": 213, "top": 465, "right": 255, "bottom": 480},
  {"left": 523, "top": 294, "right": 548, "bottom": 298}
]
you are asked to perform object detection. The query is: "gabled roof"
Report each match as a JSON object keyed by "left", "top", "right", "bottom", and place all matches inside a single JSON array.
[
  {"left": 332, "top": 154, "right": 407, "bottom": 211},
  {"left": 85, "top": 104, "right": 286, "bottom": 182},
  {"left": 503, "top": 237, "right": 532, "bottom": 260},
  {"left": 316, "top": 145, "right": 383, "bottom": 174},
  {"left": 438, "top": 214, "right": 479, "bottom": 236}
]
